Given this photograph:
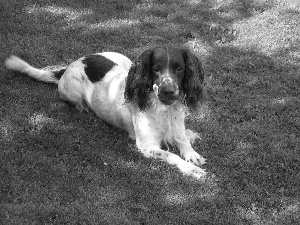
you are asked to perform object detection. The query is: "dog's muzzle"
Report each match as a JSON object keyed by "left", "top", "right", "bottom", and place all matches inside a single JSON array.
[{"left": 153, "top": 78, "right": 180, "bottom": 105}]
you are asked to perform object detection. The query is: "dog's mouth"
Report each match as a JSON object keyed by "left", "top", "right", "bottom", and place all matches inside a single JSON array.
[{"left": 160, "top": 98, "right": 178, "bottom": 105}]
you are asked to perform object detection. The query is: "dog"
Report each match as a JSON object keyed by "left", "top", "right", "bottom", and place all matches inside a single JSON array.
[{"left": 5, "top": 46, "right": 207, "bottom": 178}]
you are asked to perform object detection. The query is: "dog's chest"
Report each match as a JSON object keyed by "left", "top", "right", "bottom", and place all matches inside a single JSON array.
[{"left": 151, "top": 105, "right": 185, "bottom": 142}]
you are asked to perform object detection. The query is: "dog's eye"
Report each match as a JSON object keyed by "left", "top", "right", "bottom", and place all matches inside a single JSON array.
[
  {"left": 153, "top": 68, "right": 160, "bottom": 73},
  {"left": 176, "top": 67, "right": 183, "bottom": 72}
]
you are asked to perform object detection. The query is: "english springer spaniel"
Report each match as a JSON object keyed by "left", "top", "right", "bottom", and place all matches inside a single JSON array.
[{"left": 5, "top": 46, "right": 207, "bottom": 178}]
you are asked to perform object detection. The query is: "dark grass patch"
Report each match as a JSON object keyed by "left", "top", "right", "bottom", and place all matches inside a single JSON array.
[{"left": 1, "top": 0, "right": 300, "bottom": 224}]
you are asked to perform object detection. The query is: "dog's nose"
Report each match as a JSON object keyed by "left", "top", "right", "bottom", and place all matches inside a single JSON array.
[{"left": 160, "top": 85, "right": 177, "bottom": 97}]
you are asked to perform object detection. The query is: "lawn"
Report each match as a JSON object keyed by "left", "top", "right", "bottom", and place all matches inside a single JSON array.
[{"left": 1, "top": 0, "right": 300, "bottom": 224}]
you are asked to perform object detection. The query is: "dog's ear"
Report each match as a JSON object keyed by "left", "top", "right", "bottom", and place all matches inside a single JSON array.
[
  {"left": 181, "top": 48, "right": 206, "bottom": 110},
  {"left": 125, "top": 49, "right": 153, "bottom": 111}
]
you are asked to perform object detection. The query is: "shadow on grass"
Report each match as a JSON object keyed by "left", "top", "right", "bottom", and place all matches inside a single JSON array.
[
  {"left": 197, "top": 43, "right": 300, "bottom": 223},
  {"left": 1, "top": 0, "right": 259, "bottom": 62},
  {"left": 1, "top": 0, "right": 300, "bottom": 224}
]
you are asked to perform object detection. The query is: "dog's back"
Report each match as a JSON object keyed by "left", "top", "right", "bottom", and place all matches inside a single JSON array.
[{"left": 5, "top": 52, "right": 135, "bottom": 135}]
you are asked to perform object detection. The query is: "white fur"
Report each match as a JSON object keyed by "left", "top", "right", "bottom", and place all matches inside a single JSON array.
[
  {"left": 5, "top": 52, "right": 206, "bottom": 178},
  {"left": 5, "top": 55, "right": 59, "bottom": 83}
]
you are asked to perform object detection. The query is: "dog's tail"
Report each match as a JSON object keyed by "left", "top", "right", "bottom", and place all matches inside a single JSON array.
[{"left": 5, "top": 55, "right": 66, "bottom": 84}]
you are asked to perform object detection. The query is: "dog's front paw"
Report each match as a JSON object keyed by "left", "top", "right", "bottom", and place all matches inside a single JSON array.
[
  {"left": 185, "top": 129, "right": 200, "bottom": 144},
  {"left": 181, "top": 150, "right": 206, "bottom": 166},
  {"left": 178, "top": 161, "right": 206, "bottom": 179}
]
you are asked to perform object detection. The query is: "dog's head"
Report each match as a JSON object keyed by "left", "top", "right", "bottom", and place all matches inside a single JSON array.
[{"left": 125, "top": 46, "right": 206, "bottom": 111}]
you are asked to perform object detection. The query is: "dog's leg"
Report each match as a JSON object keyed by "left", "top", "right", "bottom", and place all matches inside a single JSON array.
[
  {"left": 57, "top": 70, "right": 89, "bottom": 112},
  {"left": 139, "top": 145, "right": 206, "bottom": 178},
  {"left": 75, "top": 98, "right": 90, "bottom": 112},
  {"left": 133, "top": 114, "right": 206, "bottom": 178},
  {"left": 176, "top": 134, "right": 206, "bottom": 167}
]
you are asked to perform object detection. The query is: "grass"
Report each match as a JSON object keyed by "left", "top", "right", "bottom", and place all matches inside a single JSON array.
[{"left": 1, "top": 0, "right": 300, "bottom": 224}]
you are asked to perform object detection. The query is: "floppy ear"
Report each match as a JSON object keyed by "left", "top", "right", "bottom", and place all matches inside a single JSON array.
[
  {"left": 181, "top": 48, "right": 206, "bottom": 110},
  {"left": 124, "top": 49, "right": 153, "bottom": 111}
]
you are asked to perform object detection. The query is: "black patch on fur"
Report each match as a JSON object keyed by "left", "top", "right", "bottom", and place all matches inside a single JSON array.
[
  {"left": 181, "top": 47, "right": 206, "bottom": 110},
  {"left": 82, "top": 54, "right": 117, "bottom": 83},
  {"left": 53, "top": 69, "right": 66, "bottom": 80},
  {"left": 125, "top": 49, "right": 154, "bottom": 111}
]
